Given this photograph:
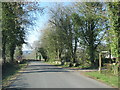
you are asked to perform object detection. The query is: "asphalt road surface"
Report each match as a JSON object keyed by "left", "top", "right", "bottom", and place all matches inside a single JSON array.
[{"left": 8, "top": 61, "right": 113, "bottom": 88}]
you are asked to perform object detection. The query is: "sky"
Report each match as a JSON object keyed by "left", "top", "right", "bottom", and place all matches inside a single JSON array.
[
  {"left": 22, "top": 2, "right": 72, "bottom": 51},
  {"left": 22, "top": 3, "right": 50, "bottom": 51}
]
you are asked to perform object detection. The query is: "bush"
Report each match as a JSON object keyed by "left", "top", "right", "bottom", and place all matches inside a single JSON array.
[
  {"left": 75, "top": 63, "right": 80, "bottom": 67},
  {"left": 103, "top": 63, "right": 119, "bottom": 75},
  {"left": 69, "top": 62, "right": 73, "bottom": 67},
  {"left": 102, "top": 58, "right": 113, "bottom": 63},
  {"left": 2, "top": 62, "right": 20, "bottom": 80},
  {"left": 19, "top": 59, "right": 27, "bottom": 64},
  {"left": 2, "top": 62, "right": 15, "bottom": 70}
]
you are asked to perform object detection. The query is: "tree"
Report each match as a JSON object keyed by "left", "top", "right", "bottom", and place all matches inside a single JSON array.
[
  {"left": 48, "top": 4, "right": 77, "bottom": 65},
  {"left": 2, "top": 2, "right": 41, "bottom": 64},
  {"left": 2, "top": 2, "right": 25, "bottom": 63},
  {"left": 38, "top": 47, "right": 47, "bottom": 61},
  {"left": 74, "top": 2, "right": 108, "bottom": 67},
  {"left": 107, "top": 2, "right": 120, "bottom": 62}
]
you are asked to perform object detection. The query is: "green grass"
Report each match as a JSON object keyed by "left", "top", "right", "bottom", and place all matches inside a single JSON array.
[
  {"left": 2, "top": 61, "right": 28, "bottom": 87},
  {"left": 83, "top": 71, "right": 119, "bottom": 88}
]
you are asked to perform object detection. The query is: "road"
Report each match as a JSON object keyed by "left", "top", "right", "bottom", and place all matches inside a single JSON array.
[{"left": 8, "top": 61, "right": 112, "bottom": 88}]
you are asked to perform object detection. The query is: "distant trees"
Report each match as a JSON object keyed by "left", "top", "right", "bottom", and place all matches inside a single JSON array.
[{"left": 38, "top": 47, "right": 47, "bottom": 61}]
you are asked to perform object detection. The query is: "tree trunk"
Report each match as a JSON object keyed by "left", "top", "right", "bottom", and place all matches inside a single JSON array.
[
  {"left": 10, "top": 45, "right": 16, "bottom": 63},
  {"left": 59, "top": 50, "right": 62, "bottom": 63},
  {"left": 89, "top": 47, "right": 95, "bottom": 67},
  {"left": 2, "top": 42, "right": 6, "bottom": 64},
  {"left": 2, "top": 34, "right": 6, "bottom": 64},
  {"left": 88, "top": 20, "right": 96, "bottom": 67},
  {"left": 88, "top": 36, "right": 95, "bottom": 67},
  {"left": 73, "top": 37, "right": 77, "bottom": 63},
  {"left": 57, "top": 49, "right": 60, "bottom": 60}
]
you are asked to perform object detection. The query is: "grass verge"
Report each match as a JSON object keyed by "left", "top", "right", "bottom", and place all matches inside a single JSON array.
[
  {"left": 83, "top": 71, "right": 119, "bottom": 88},
  {"left": 2, "top": 61, "right": 28, "bottom": 88}
]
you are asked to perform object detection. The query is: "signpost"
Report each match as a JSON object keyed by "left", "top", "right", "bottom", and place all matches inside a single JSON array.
[
  {"left": 99, "top": 52, "right": 102, "bottom": 72},
  {"left": 98, "top": 51, "right": 109, "bottom": 72}
]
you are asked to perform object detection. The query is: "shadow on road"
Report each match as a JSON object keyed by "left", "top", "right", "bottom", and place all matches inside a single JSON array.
[
  {"left": 21, "top": 70, "right": 69, "bottom": 73},
  {"left": 29, "top": 64, "right": 54, "bottom": 67},
  {"left": 20, "top": 63, "right": 70, "bottom": 74}
]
